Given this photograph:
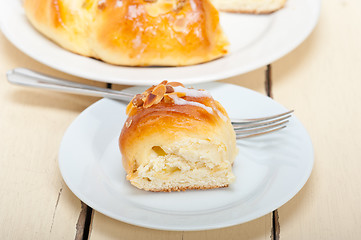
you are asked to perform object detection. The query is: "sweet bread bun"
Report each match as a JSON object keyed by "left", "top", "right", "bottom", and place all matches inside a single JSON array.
[
  {"left": 119, "top": 81, "right": 237, "bottom": 191},
  {"left": 210, "top": 0, "right": 286, "bottom": 14},
  {"left": 23, "top": 0, "right": 229, "bottom": 66}
]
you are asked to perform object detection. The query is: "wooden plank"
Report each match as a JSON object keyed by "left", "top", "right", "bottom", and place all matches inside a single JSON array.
[
  {"left": 89, "top": 213, "right": 183, "bottom": 240},
  {"left": 184, "top": 216, "right": 272, "bottom": 240},
  {"left": 90, "top": 214, "right": 271, "bottom": 240},
  {"left": 0, "top": 33, "right": 106, "bottom": 239},
  {"left": 222, "top": 66, "right": 268, "bottom": 94},
  {"left": 272, "top": 1, "right": 361, "bottom": 239},
  {"left": 90, "top": 68, "right": 273, "bottom": 240}
]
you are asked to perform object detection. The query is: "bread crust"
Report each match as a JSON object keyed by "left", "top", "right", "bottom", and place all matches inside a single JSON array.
[
  {"left": 147, "top": 184, "right": 229, "bottom": 192},
  {"left": 118, "top": 82, "right": 238, "bottom": 191},
  {"left": 23, "top": 0, "right": 229, "bottom": 66}
]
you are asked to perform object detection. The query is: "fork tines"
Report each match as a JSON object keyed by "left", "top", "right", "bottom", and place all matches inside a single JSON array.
[{"left": 232, "top": 110, "right": 294, "bottom": 139}]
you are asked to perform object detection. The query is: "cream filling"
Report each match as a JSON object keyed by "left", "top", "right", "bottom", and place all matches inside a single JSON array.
[{"left": 133, "top": 139, "right": 235, "bottom": 184}]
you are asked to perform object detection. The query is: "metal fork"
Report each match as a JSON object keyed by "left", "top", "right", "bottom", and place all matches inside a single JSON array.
[{"left": 7, "top": 68, "right": 293, "bottom": 139}]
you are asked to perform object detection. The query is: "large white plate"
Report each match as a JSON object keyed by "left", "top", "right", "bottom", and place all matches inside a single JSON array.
[
  {"left": 0, "top": 0, "right": 320, "bottom": 85},
  {"left": 58, "top": 82, "right": 313, "bottom": 231}
]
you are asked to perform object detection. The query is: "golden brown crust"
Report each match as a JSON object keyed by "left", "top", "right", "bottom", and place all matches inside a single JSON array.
[
  {"left": 24, "top": 0, "right": 229, "bottom": 66},
  {"left": 24, "top": 0, "right": 95, "bottom": 57},
  {"left": 92, "top": 0, "right": 228, "bottom": 66}
]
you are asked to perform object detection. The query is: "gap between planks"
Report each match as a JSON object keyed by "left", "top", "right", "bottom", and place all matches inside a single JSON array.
[
  {"left": 75, "top": 202, "right": 93, "bottom": 240},
  {"left": 73, "top": 83, "right": 113, "bottom": 240},
  {"left": 266, "top": 64, "right": 280, "bottom": 240}
]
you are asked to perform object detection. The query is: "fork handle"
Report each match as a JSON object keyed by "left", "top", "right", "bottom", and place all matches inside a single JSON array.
[{"left": 7, "top": 68, "right": 135, "bottom": 102}]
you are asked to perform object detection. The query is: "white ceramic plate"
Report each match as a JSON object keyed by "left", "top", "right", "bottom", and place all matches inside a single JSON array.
[
  {"left": 58, "top": 82, "right": 313, "bottom": 231},
  {"left": 0, "top": 0, "right": 320, "bottom": 85}
]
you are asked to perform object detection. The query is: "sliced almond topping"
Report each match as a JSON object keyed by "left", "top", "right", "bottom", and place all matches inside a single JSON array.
[
  {"left": 166, "top": 92, "right": 186, "bottom": 98},
  {"left": 153, "top": 96, "right": 164, "bottom": 105},
  {"left": 144, "top": 93, "right": 156, "bottom": 108},
  {"left": 151, "top": 84, "right": 166, "bottom": 97},
  {"left": 167, "top": 82, "right": 184, "bottom": 87},
  {"left": 132, "top": 94, "right": 145, "bottom": 107},
  {"left": 163, "top": 95, "right": 174, "bottom": 103},
  {"left": 176, "top": 92, "right": 186, "bottom": 98},
  {"left": 165, "top": 85, "right": 174, "bottom": 93},
  {"left": 125, "top": 119, "right": 132, "bottom": 128},
  {"left": 144, "top": 93, "right": 163, "bottom": 108},
  {"left": 145, "top": 85, "right": 156, "bottom": 93},
  {"left": 135, "top": 81, "right": 188, "bottom": 107},
  {"left": 174, "top": 0, "right": 186, "bottom": 11}
]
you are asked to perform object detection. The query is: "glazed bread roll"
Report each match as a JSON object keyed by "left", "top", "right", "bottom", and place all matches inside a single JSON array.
[
  {"left": 23, "top": 0, "right": 229, "bottom": 66},
  {"left": 211, "top": 0, "right": 286, "bottom": 14},
  {"left": 119, "top": 81, "right": 237, "bottom": 192}
]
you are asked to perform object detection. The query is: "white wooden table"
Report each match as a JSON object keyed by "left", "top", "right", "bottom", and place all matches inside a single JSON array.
[{"left": 1, "top": 1, "right": 361, "bottom": 239}]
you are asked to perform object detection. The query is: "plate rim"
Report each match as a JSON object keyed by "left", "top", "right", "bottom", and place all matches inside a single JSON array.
[{"left": 58, "top": 82, "right": 314, "bottom": 231}]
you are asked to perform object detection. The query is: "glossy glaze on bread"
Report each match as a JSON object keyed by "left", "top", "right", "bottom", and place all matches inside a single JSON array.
[{"left": 24, "top": 0, "right": 229, "bottom": 66}]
